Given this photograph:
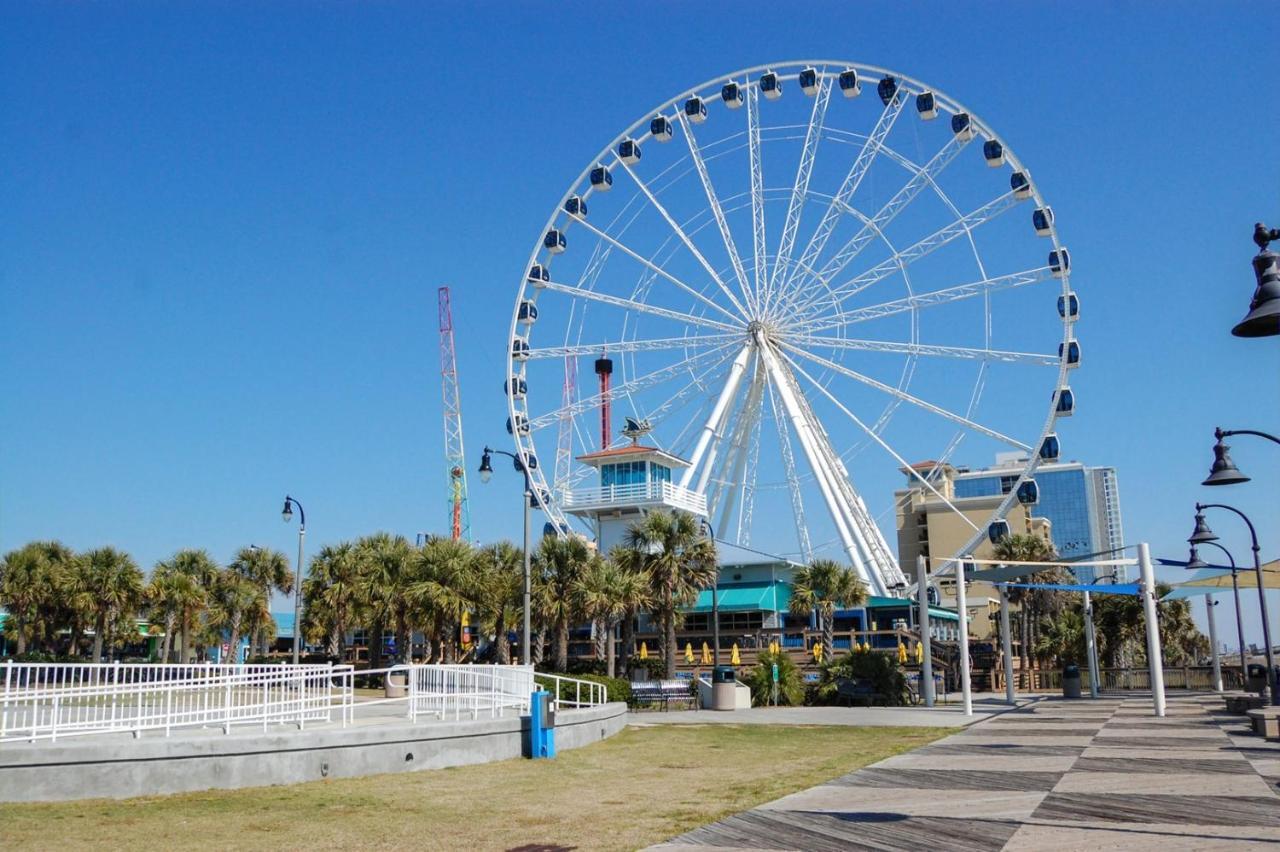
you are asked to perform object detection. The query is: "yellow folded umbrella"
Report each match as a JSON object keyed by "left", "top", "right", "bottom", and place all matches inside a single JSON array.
[
  {"left": 701, "top": 641, "right": 712, "bottom": 665},
  {"left": 769, "top": 640, "right": 779, "bottom": 656},
  {"left": 640, "top": 641, "right": 648, "bottom": 660},
  {"left": 897, "top": 640, "right": 908, "bottom": 664},
  {"left": 914, "top": 641, "right": 923, "bottom": 664},
  {"left": 684, "top": 642, "right": 695, "bottom": 664},
  {"left": 731, "top": 643, "right": 740, "bottom": 665},
  {"left": 812, "top": 643, "right": 823, "bottom": 663}
]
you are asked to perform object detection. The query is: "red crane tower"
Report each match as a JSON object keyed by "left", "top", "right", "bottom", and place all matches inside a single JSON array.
[{"left": 438, "top": 286, "right": 471, "bottom": 541}]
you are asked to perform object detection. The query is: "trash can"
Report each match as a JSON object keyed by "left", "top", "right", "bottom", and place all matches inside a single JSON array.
[
  {"left": 385, "top": 668, "right": 408, "bottom": 699},
  {"left": 1062, "top": 664, "right": 1082, "bottom": 699},
  {"left": 1247, "top": 663, "right": 1267, "bottom": 695},
  {"left": 712, "top": 665, "right": 737, "bottom": 711}
]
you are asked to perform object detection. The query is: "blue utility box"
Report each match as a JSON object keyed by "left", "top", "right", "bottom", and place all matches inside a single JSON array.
[{"left": 529, "top": 689, "right": 556, "bottom": 759}]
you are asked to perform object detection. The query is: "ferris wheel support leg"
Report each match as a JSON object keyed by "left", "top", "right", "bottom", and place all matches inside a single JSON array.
[
  {"left": 680, "top": 344, "right": 752, "bottom": 493},
  {"left": 714, "top": 358, "right": 765, "bottom": 536},
  {"left": 758, "top": 341, "right": 882, "bottom": 595}
]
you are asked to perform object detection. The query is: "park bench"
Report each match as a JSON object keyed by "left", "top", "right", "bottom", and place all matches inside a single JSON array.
[
  {"left": 835, "top": 678, "right": 885, "bottom": 707},
  {"left": 1247, "top": 707, "right": 1280, "bottom": 740},
  {"left": 1225, "top": 693, "right": 1266, "bottom": 714},
  {"left": 630, "top": 679, "right": 698, "bottom": 711}
]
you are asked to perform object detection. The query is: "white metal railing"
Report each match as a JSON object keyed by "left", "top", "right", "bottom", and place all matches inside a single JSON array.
[
  {"left": 1, "top": 661, "right": 336, "bottom": 744},
  {"left": 0, "top": 662, "right": 557, "bottom": 745},
  {"left": 534, "top": 672, "right": 608, "bottom": 709},
  {"left": 561, "top": 480, "right": 707, "bottom": 515}
]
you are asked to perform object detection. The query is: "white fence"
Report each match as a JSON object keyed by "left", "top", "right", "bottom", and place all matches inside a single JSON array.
[{"left": 1, "top": 661, "right": 603, "bottom": 744}]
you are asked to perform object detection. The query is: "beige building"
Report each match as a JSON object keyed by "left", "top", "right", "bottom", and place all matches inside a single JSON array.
[{"left": 895, "top": 461, "right": 1053, "bottom": 640}]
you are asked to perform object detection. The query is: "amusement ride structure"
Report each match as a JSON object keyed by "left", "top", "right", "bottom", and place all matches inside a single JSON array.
[{"left": 506, "top": 61, "right": 1080, "bottom": 597}]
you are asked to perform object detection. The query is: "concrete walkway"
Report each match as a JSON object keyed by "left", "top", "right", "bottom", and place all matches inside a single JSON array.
[
  {"left": 629, "top": 693, "right": 1032, "bottom": 728},
  {"left": 653, "top": 693, "right": 1280, "bottom": 850}
]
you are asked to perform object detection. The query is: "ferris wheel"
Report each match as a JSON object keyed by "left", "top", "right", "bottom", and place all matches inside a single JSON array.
[{"left": 505, "top": 61, "right": 1079, "bottom": 597}]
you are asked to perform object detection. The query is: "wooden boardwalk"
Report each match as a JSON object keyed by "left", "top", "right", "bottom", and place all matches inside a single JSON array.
[{"left": 653, "top": 693, "right": 1280, "bottom": 850}]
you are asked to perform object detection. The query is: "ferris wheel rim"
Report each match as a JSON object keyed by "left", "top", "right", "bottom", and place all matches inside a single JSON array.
[{"left": 507, "top": 60, "right": 1076, "bottom": 577}]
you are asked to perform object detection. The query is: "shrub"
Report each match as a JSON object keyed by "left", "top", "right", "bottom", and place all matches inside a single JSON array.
[
  {"left": 536, "top": 672, "right": 630, "bottom": 705},
  {"left": 623, "top": 655, "right": 668, "bottom": 681},
  {"left": 742, "top": 649, "right": 805, "bottom": 707},
  {"left": 814, "top": 649, "right": 909, "bottom": 706}
]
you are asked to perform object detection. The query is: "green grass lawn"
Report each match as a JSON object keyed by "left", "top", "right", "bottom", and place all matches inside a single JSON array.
[{"left": 0, "top": 724, "right": 951, "bottom": 850}]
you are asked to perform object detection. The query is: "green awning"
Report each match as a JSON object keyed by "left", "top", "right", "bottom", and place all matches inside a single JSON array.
[{"left": 687, "top": 581, "right": 792, "bottom": 613}]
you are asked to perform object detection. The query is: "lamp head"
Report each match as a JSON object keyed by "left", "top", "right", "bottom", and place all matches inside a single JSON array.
[
  {"left": 1188, "top": 512, "right": 1218, "bottom": 545},
  {"left": 1233, "top": 232, "right": 1280, "bottom": 337},
  {"left": 1186, "top": 545, "right": 1209, "bottom": 571},
  {"left": 1203, "top": 435, "right": 1250, "bottom": 486},
  {"left": 281, "top": 496, "right": 293, "bottom": 523},
  {"left": 478, "top": 449, "right": 494, "bottom": 484}
]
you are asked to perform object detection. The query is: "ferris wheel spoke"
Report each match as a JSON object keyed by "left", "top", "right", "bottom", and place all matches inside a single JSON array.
[
  {"left": 747, "top": 85, "right": 768, "bottom": 302},
  {"left": 766, "top": 381, "right": 813, "bottom": 563},
  {"left": 783, "top": 132, "right": 974, "bottom": 316},
  {"left": 676, "top": 111, "right": 758, "bottom": 317},
  {"left": 527, "top": 343, "right": 739, "bottom": 432},
  {"left": 568, "top": 215, "right": 744, "bottom": 325},
  {"left": 795, "top": 189, "right": 1023, "bottom": 323},
  {"left": 615, "top": 159, "right": 752, "bottom": 320},
  {"left": 788, "top": 88, "right": 908, "bottom": 300},
  {"left": 764, "top": 74, "right": 833, "bottom": 317},
  {"left": 539, "top": 279, "right": 740, "bottom": 334},
  {"left": 526, "top": 333, "right": 740, "bottom": 360},
  {"left": 790, "top": 335, "right": 1060, "bottom": 366},
  {"left": 781, "top": 341, "right": 1032, "bottom": 450},
  {"left": 800, "top": 265, "right": 1055, "bottom": 335},
  {"left": 779, "top": 349, "right": 981, "bottom": 533}
]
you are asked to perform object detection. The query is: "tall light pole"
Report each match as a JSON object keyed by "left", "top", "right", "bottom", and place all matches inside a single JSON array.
[
  {"left": 1188, "top": 541, "right": 1248, "bottom": 687},
  {"left": 281, "top": 495, "right": 306, "bottom": 665},
  {"left": 700, "top": 518, "right": 720, "bottom": 665},
  {"left": 480, "top": 446, "right": 532, "bottom": 666},
  {"left": 1203, "top": 427, "right": 1279, "bottom": 486},
  {"left": 1191, "top": 504, "right": 1276, "bottom": 704}
]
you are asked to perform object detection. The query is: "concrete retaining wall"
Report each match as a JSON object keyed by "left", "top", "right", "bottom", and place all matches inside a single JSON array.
[{"left": 0, "top": 702, "right": 627, "bottom": 803}]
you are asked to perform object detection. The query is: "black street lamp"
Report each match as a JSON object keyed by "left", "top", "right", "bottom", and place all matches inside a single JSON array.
[
  {"left": 479, "top": 446, "right": 533, "bottom": 666},
  {"left": 700, "top": 518, "right": 720, "bottom": 666},
  {"left": 1190, "top": 503, "right": 1276, "bottom": 704},
  {"left": 281, "top": 495, "right": 306, "bottom": 665},
  {"left": 1187, "top": 541, "right": 1249, "bottom": 686},
  {"left": 1232, "top": 223, "right": 1280, "bottom": 338},
  {"left": 1203, "top": 427, "right": 1280, "bottom": 486}
]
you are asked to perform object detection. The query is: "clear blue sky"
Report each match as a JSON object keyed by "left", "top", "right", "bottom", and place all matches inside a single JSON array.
[{"left": 2, "top": 3, "right": 1276, "bottom": 643}]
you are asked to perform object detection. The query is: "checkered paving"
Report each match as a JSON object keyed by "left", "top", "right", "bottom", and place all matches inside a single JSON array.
[{"left": 652, "top": 694, "right": 1280, "bottom": 850}]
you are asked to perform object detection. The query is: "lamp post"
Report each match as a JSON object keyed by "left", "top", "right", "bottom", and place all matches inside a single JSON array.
[
  {"left": 1231, "top": 223, "right": 1280, "bottom": 338},
  {"left": 700, "top": 518, "right": 720, "bottom": 665},
  {"left": 480, "top": 446, "right": 532, "bottom": 666},
  {"left": 1190, "top": 504, "right": 1276, "bottom": 704},
  {"left": 281, "top": 496, "right": 306, "bottom": 665},
  {"left": 1188, "top": 541, "right": 1249, "bottom": 688}
]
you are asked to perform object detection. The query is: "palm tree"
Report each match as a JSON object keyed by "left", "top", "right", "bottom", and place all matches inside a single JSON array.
[
  {"left": 75, "top": 547, "right": 144, "bottom": 662},
  {"left": 303, "top": 542, "right": 361, "bottom": 659},
  {"left": 205, "top": 569, "right": 265, "bottom": 661},
  {"left": 605, "top": 545, "right": 654, "bottom": 666},
  {"left": 1158, "top": 591, "right": 1210, "bottom": 666},
  {"left": 161, "top": 549, "right": 220, "bottom": 662},
  {"left": 410, "top": 536, "right": 475, "bottom": 662},
  {"left": 145, "top": 565, "right": 203, "bottom": 662},
  {"left": 0, "top": 541, "right": 75, "bottom": 654},
  {"left": 534, "top": 534, "right": 593, "bottom": 671},
  {"left": 576, "top": 556, "right": 629, "bottom": 677},
  {"left": 625, "top": 510, "right": 718, "bottom": 678},
  {"left": 355, "top": 532, "right": 417, "bottom": 665},
  {"left": 470, "top": 542, "right": 524, "bottom": 664},
  {"left": 992, "top": 533, "right": 1057, "bottom": 687},
  {"left": 228, "top": 546, "right": 292, "bottom": 657},
  {"left": 790, "top": 558, "right": 868, "bottom": 661}
]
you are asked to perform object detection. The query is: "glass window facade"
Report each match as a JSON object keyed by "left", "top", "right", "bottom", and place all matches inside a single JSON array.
[{"left": 601, "top": 461, "right": 646, "bottom": 486}]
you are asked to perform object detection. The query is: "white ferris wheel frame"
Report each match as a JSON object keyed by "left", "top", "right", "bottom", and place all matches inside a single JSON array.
[{"left": 505, "top": 60, "right": 1077, "bottom": 597}]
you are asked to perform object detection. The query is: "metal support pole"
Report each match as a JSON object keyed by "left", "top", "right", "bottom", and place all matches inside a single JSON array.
[
  {"left": 522, "top": 484, "right": 532, "bottom": 667},
  {"left": 293, "top": 526, "right": 306, "bottom": 665},
  {"left": 1083, "top": 590, "right": 1100, "bottom": 699},
  {"left": 1206, "top": 596, "right": 1223, "bottom": 693},
  {"left": 999, "top": 588, "right": 1015, "bottom": 705},
  {"left": 956, "top": 556, "right": 972, "bottom": 717},
  {"left": 1231, "top": 569, "right": 1248, "bottom": 687},
  {"left": 917, "top": 555, "right": 935, "bottom": 707},
  {"left": 1138, "top": 542, "right": 1166, "bottom": 717}
]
